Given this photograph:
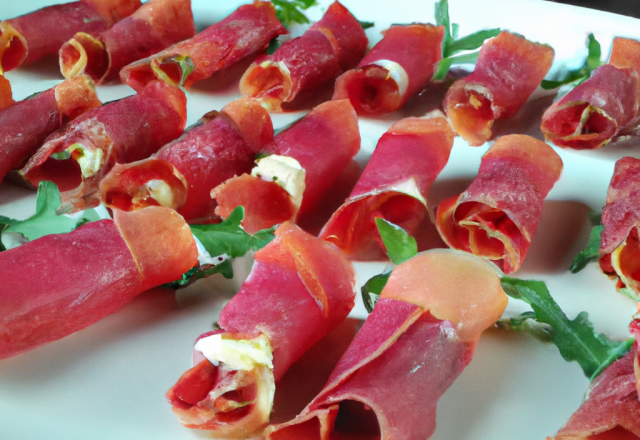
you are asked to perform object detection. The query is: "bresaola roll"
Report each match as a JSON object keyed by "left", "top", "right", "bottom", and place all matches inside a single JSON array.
[
  {"left": 0, "top": 0, "right": 141, "bottom": 72},
  {"left": 120, "top": 1, "right": 287, "bottom": 91},
  {"left": 598, "top": 157, "right": 640, "bottom": 297},
  {"left": 541, "top": 37, "right": 640, "bottom": 150},
  {"left": 99, "top": 98, "right": 274, "bottom": 222},
  {"left": 213, "top": 99, "right": 360, "bottom": 233},
  {"left": 265, "top": 249, "right": 507, "bottom": 440},
  {"left": 0, "top": 74, "right": 12, "bottom": 109},
  {"left": 332, "top": 23, "right": 444, "bottom": 115},
  {"left": 60, "top": 0, "right": 195, "bottom": 84},
  {"left": 0, "top": 75, "right": 102, "bottom": 182},
  {"left": 166, "top": 222, "right": 356, "bottom": 437},
  {"left": 320, "top": 114, "right": 454, "bottom": 259},
  {"left": 0, "top": 206, "right": 198, "bottom": 360},
  {"left": 444, "top": 31, "right": 554, "bottom": 146},
  {"left": 548, "top": 320, "right": 640, "bottom": 439},
  {"left": 239, "top": 1, "right": 367, "bottom": 111},
  {"left": 436, "top": 134, "right": 563, "bottom": 274},
  {"left": 21, "top": 81, "right": 187, "bottom": 213}
]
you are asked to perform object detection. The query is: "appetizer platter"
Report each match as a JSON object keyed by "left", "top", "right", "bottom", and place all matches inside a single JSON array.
[{"left": 1, "top": 0, "right": 639, "bottom": 439}]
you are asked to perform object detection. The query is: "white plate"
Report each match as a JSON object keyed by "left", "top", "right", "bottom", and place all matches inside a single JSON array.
[{"left": 0, "top": 0, "right": 638, "bottom": 439}]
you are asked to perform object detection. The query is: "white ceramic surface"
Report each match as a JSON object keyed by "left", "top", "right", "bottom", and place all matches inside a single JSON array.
[{"left": 0, "top": 0, "right": 639, "bottom": 439}]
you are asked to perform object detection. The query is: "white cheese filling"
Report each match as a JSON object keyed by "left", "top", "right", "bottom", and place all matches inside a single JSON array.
[
  {"left": 371, "top": 59, "right": 409, "bottom": 97},
  {"left": 146, "top": 179, "right": 175, "bottom": 208},
  {"left": 66, "top": 143, "right": 104, "bottom": 178},
  {"left": 251, "top": 155, "right": 306, "bottom": 210},
  {"left": 194, "top": 333, "right": 273, "bottom": 372}
]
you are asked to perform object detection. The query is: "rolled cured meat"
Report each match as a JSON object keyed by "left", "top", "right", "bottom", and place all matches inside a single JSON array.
[
  {"left": 435, "top": 134, "right": 563, "bottom": 274},
  {"left": 0, "top": 205, "right": 198, "bottom": 360},
  {"left": 239, "top": 1, "right": 367, "bottom": 111},
  {"left": 444, "top": 31, "right": 554, "bottom": 146},
  {"left": 541, "top": 37, "right": 640, "bottom": 150},
  {"left": 264, "top": 249, "right": 507, "bottom": 440},
  {"left": 99, "top": 98, "right": 274, "bottom": 223},
  {"left": 212, "top": 99, "right": 360, "bottom": 233},
  {"left": 320, "top": 114, "right": 454, "bottom": 259},
  {"left": 0, "top": 0, "right": 141, "bottom": 72},
  {"left": 547, "top": 320, "right": 640, "bottom": 440},
  {"left": 120, "top": 1, "right": 287, "bottom": 91},
  {"left": 0, "top": 75, "right": 101, "bottom": 182},
  {"left": 598, "top": 157, "right": 640, "bottom": 297},
  {"left": 0, "top": 74, "right": 12, "bottom": 109},
  {"left": 60, "top": 0, "right": 195, "bottom": 84},
  {"left": 21, "top": 81, "right": 187, "bottom": 213},
  {"left": 332, "top": 23, "right": 444, "bottom": 115},
  {"left": 166, "top": 222, "right": 356, "bottom": 437}
]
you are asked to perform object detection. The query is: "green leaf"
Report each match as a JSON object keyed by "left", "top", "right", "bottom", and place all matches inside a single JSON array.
[
  {"left": 152, "top": 55, "right": 195, "bottom": 87},
  {"left": 433, "top": 50, "right": 480, "bottom": 81},
  {"left": 358, "top": 20, "right": 374, "bottom": 30},
  {"left": 434, "top": 0, "right": 452, "bottom": 57},
  {"left": 190, "top": 207, "right": 276, "bottom": 259},
  {"left": 496, "top": 311, "right": 554, "bottom": 342},
  {"left": 501, "top": 277, "right": 632, "bottom": 379},
  {"left": 541, "top": 33, "right": 603, "bottom": 90},
  {"left": 569, "top": 224, "right": 604, "bottom": 273},
  {"left": 266, "top": 38, "right": 281, "bottom": 55},
  {"left": 448, "top": 28, "right": 500, "bottom": 54},
  {"left": 375, "top": 218, "right": 418, "bottom": 265},
  {"left": 0, "top": 181, "right": 100, "bottom": 251},
  {"left": 272, "top": 0, "right": 317, "bottom": 27},
  {"left": 361, "top": 273, "right": 390, "bottom": 313},
  {"left": 162, "top": 260, "right": 234, "bottom": 289}
]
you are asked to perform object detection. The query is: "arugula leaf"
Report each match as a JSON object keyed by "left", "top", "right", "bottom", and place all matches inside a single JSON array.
[
  {"left": 434, "top": 0, "right": 501, "bottom": 79},
  {"left": 358, "top": 20, "right": 374, "bottom": 30},
  {"left": 361, "top": 273, "right": 390, "bottom": 313},
  {"left": 266, "top": 38, "right": 281, "bottom": 55},
  {"left": 496, "top": 311, "right": 554, "bottom": 342},
  {"left": 501, "top": 277, "right": 632, "bottom": 379},
  {"left": 569, "top": 225, "right": 604, "bottom": 273},
  {"left": 0, "top": 181, "right": 101, "bottom": 251},
  {"left": 375, "top": 218, "right": 417, "bottom": 265},
  {"left": 271, "top": 0, "right": 317, "bottom": 27},
  {"left": 541, "top": 33, "right": 603, "bottom": 90},
  {"left": 152, "top": 55, "right": 195, "bottom": 87},
  {"left": 190, "top": 207, "right": 276, "bottom": 259}
]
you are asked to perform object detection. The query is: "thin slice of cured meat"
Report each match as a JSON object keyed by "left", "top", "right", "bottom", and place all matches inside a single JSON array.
[
  {"left": 0, "top": 0, "right": 141, "bottom": 72},
  {"left": 239, "top": 1, "right": 367, "bottom": 111},
  {"left": 444, "top": 31, "right": 554, "bottom": 146},
  {"left": 332, "top": 23, "right": 444, "bottom": 115},
  {"left": 213, "top": 99, "right": 360, "bottom": 233},
  {"left": 435, "top": 134, "right": 563, "bottom": 274},
  {"left": 0, "top": 74, "right": 12, "bottom": 109},
  {"left": 21, "top": 81, "right": 187, "bottom": 213},
  {"left": 264, "top": 249, "right": 507, "bottom": 440},
  {"left": 541, "top": 37, "right": 640, "bottom": 150},
  {"left": 0, "top": 75, "right": 102, "bottom": 182},
  {"left": 99, "top": 98, "right": 274, "bottom": 223},
  {"left": 120, "top": 1, "right": 287, "bottom": 91},
  {"left": 166, "top": 222, "right": 356, "bottom": 437},
  {"left": 548, "top": 320, "right": 640, "bottom": 440},
  {"left": 597, "top": 157, "right": 640, "bottom": 297},
  {"left": 320, "top": 114, "right": 453, "bottom": 259},
  {"left": 60, "top": 0, "right": 194, "bottom": 84},
  {"left": 0, "top": 205, "right": 198, "bottom": 360}
]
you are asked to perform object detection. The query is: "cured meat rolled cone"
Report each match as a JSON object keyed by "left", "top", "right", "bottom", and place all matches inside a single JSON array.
[
  {"left": 444, "top": 31, "right": 554, "bottom": 146},
  {"left": 0, "top": 0, "right": 141, "bottom": 73},
  {"left": 320, "top": 115, "right": 454, "bottom": 259},
  {"left": 166, "top": 222, "right": 356, "bottom": 437},
  {"left": 541, "top": 38, "right": 640, "bottom": 150},
  {"left": 0, "top": 206, "right": 198, "bottom": 360},
  {"left": 435, "top": 135, "right": 563, "bottom": 274},
  {"left": 212, "top": 99, "right": 360, "bottom": 233},
  {"left": 60, "top": 0, "right": 195, "bottom": 84},
  {"left": 99, "top": 98, "right": 274, "bottom": 222},
  {"left": 265, "top": 249, "right": 508, "bottom": 440},
  {"left": 0, "top": 75, "right": 101, "bottom": 182},
  {"left": 598, "top": 157, "right": 640, "bottom": 297},
  {"left": 120, "top": 1, "right": 287, "bottom": 91},
  {"left": 332, "top": 24, "right": 444, "bottom": 116},
  {"left": 548, "top": 320, "right": 640, "bottom": 440},
  {"left": 21, "top": 81, "right": 187, "bottom": 213},
  {"left": 0, "top": 74, "right": 12, "bottom": 109},
  {"left": 239, "top": 1, "right": 367, "bottom": 111}
]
